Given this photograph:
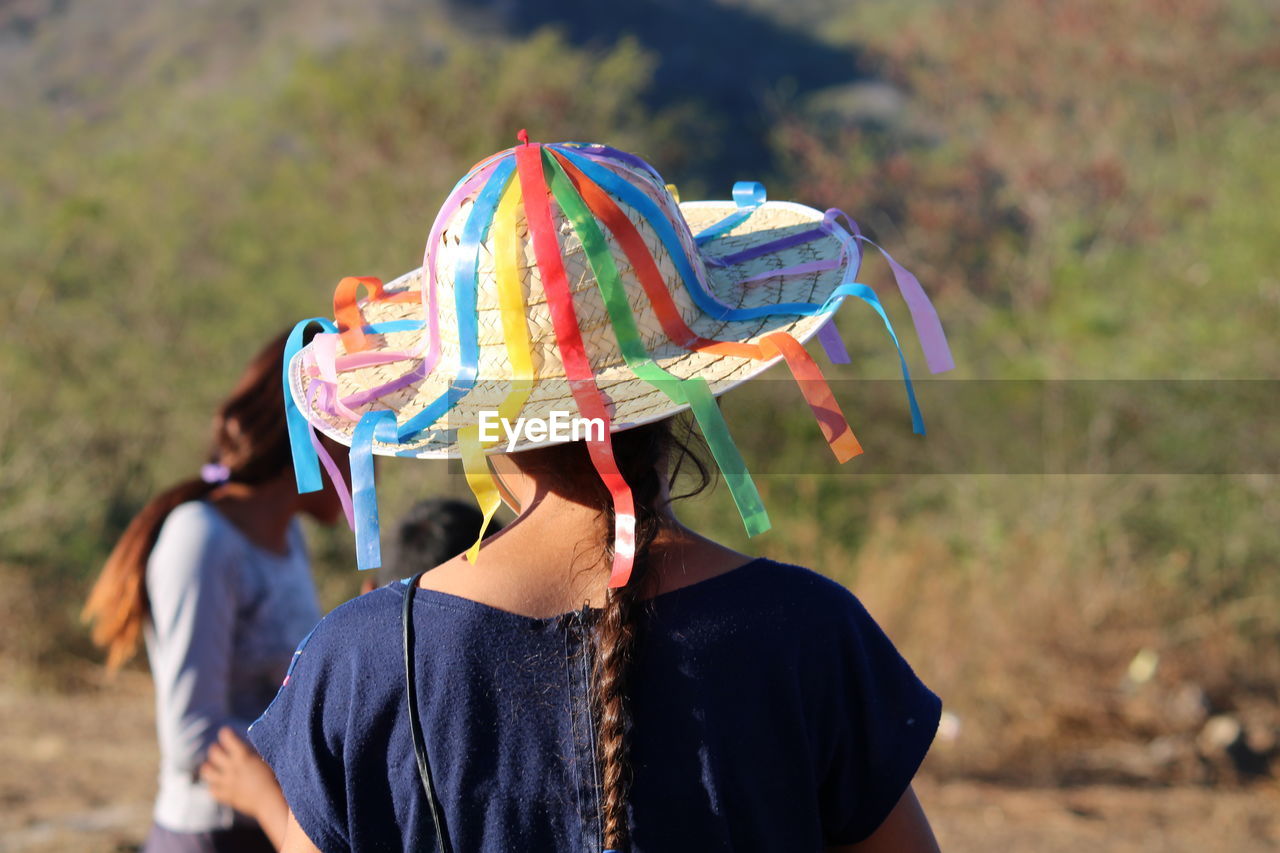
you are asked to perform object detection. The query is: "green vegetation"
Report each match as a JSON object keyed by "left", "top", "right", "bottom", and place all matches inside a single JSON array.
[{"left": 1, "top": 0, "right": 1276, "bottom": 782}]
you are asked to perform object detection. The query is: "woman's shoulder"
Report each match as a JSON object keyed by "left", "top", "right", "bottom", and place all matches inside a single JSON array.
[
  {"left": 669, "top": 557, "right": 865, "bottom": 622},
  {"left": 158, "top": 499, "right": 222, "bottom": 536},
  {"left": 252, "top": 586, "right": 407, "bottom": 730},
  {"left": 656, "top": 557, "right": 902, "bottom": 667},
  {"left": 291, "top": 582, "right": 407, "bottom": 657},
  {"left": 146, "top": 501, "right": 244, "bottom": 582},
  {"left": 741, "top": 557, "right": 859, "bottom": 598}
]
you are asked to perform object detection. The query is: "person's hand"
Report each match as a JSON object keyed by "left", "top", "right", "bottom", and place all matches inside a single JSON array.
[{"left": 200, "top": 727, "right": 288, "bottom": 848}]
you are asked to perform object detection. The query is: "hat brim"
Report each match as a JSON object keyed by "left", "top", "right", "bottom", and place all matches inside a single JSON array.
[{"left": 290, "top": 199, "right": 857, "bottom": 458}]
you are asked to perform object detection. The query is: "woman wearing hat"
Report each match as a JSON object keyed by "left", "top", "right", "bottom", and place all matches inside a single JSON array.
[
  {"left": 249, "top": 138, "right": 954, "bottom": 852},
  {"left": 84, "top": 331, "right": 349, "bottom": 852}
]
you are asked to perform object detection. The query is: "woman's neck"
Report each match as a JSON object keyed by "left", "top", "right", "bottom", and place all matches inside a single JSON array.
[
  {"left": 417, "top": 487, "right": 752, "bottom": 618},
  {"left": 208, "top": 477, "right": 298, "bottom": 555}
]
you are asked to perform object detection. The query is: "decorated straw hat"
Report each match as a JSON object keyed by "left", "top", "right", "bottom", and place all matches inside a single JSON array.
[{"left": 282, "top": 136, "right": 953, "bottom": 585}]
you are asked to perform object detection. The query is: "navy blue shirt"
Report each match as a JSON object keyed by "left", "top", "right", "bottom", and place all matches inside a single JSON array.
[{"left": 250, "top": 559, "right": 939, "bottom": 852}]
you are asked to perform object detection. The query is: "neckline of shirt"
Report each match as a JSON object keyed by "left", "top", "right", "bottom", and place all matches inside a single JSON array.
[{"left": 403, "top": 556, "right": 774, "bottom": 627}]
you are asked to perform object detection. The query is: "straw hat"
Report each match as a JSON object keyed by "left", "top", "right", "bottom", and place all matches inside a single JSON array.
[
  {"left": 282, "top": 138, "right": 952, "bottom": 577},
  {"left": 292, "top": 154, "right": 860, "bottom": 457}
]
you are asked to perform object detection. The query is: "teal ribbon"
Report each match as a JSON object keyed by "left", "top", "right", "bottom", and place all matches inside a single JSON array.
[
  {"left": 552, "top": 145, "right": 926, "bottom": 434},
  {"left": 351, "top": 410, "right": 399, "bottom": 571},
  {"left": 693, "top": 181, "right": 766, "bottom": 246},
  {"left": 825, "top": 283, "right": 925, "bottom": 435},
  {"left": 395, "top": 158, "right": 517, "bottom": 441},
  {"left": 284, "top": 317, "right": 338, "bottom": 494}
]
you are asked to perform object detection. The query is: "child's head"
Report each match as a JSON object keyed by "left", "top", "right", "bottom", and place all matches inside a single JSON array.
[{"left": 374, "top": 498, "right": 501, "bottom": 588}]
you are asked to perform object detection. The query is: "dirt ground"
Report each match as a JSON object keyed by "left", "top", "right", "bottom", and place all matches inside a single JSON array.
[{"left": 2, "top": 672, "right": 1277, "bottom": 852}]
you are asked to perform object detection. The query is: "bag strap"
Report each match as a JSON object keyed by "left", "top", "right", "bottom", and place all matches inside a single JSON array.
[{"left": 403, "top": 573, "right": 453, "bottom": 853}]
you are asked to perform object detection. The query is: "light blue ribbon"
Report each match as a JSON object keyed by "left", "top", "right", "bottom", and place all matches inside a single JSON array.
[
  {"left": 283, "top": 317, "right": 338, "bottom": 494},
  {"left": 347, "top": 155, "right": 518, "bottom": 570},
  {"left": 824, "top": 283, "right": 924, "bottom": 435},
  {"left": 363, "top": 319, "right": 423, "bottom": 335},
  {"left": 553, "top": 146, "right": 819, "bottom": 320},
  {"left": 395, "top": 158, "right": 517, "bottom": 441},
  {"left": 350, "top": 410, "right": 399, "bottom": 571},
  {"left": 693, "top": 181, "right": 766, "bottom": 245},
  {"left": 552, "top": 144, "right": 926, "bottom": 433}
]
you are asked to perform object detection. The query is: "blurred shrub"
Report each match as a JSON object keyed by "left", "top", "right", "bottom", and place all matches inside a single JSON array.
[
  {"left": 759, "top": 0, "right": 1280, "bottom": 780},
  {"left": 2, "top": 0, "right": 1277, "bottom": 784},
  {"left": 0, "top": 20, "right": 696, "bottom": 665}
]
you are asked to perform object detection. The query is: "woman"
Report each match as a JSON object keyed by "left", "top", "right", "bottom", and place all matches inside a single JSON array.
[
  {"left": 249, "top": 138, "right": 953, "bottom": 851},
  {"left": 195, "top": 497, "right": 501, "bottom": 853},
  {"left": 83, "top": 330, "right": 348, "bottom": 852}
]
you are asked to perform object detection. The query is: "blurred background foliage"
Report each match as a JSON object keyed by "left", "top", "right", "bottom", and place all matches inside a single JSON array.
[{"left": 1, "top": 0, "right": 1277, "bottom": 784}]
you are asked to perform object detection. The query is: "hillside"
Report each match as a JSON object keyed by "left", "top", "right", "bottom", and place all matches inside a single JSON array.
[{"left": 2, "top": 0, "right": 1278, "bottom": 801}]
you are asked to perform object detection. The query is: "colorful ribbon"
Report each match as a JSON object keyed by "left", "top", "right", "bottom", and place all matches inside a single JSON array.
[
  {"left": 827, "top": 209, "right": 956, "bottom": 375},
  {"left": 693, "top": 181, "right": 767, "bottom": 245},
  {"left": 350, "top": 410, "right": 398, "bottom": 571},
  {"left": 545, "top": 148, "right": 771, "bottom": 536},
  {"left": 550, "top": 149, "right": 863, "bottom": 464},
  {"left": 333, "top": 276, "right": 419, "bottom": 354},
  {"left": 456, "top": 171, "right": 538, "bottom": 561},
  {"left": 304, "top": 382, "right": 355, "bottom": 531},
  {"left": 458, "top": 425, "right": 501, "bottom": 563},
  {"left": 283, "top": 317, "right": 338, "bottom": 493},
  {"left": 516, "top": 141, "right": 637, "bottom": 588},
  {"left": 395, "top": 158, "right": 517, "bottom": 441}
]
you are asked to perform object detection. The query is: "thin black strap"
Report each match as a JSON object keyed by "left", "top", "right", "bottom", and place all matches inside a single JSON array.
[{"left": 403, "top": 574, "right": 453, "bottom": 853}]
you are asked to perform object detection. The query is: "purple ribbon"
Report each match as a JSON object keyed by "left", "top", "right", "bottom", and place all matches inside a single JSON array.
[{"left": 706, "top": 226, "right": 828, "bottom": 268}]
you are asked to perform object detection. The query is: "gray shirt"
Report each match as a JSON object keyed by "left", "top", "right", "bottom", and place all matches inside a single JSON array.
[{"left": 143, "top": 500, "right": 320, "bottom": 832}]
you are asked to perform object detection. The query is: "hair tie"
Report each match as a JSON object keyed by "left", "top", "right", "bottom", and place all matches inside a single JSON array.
[{"left": 200, "top": 463, "right": 231, "bottom": 484}]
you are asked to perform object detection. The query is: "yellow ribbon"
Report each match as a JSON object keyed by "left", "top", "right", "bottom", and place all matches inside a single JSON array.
[
  {"left": 459, "top": 425, "right": 502, "bottom": 563},
  {"left": 459, "top": 178, "right": 538, "bottom": 561}
]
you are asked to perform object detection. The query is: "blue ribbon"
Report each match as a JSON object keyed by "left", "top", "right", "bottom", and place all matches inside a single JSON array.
[
  {"left": 351, "top": 410, "right": 399, "bottom": 571},
  {"left": 825, "top": 283, "right": 925, "bottom": 435},
  {"left": 693, "top": 181, "right": 766, "bottom": 246},
  {"left": 395, "top": 158, "right": 517, "bottom": 442},
  {"left": 555, "top": 141, "right": 667, "bottom": 184},
  {"left": 363, "top": 319, "right": 423, "bottom": 335},
  {"left": 552, "top": 144, "right": 926, "bottom": 433},
  {"left": 283, "top": 317, "right": 338, "bottom": 494},
  {"left": 553, "top": 147, "right": 834, "bottom": 321}
]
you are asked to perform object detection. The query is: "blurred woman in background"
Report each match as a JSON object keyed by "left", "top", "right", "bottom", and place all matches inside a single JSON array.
[
  {"left": 83, "top": 330, "right": 346, "bottom": 853},
  {"left": 197, "top": 496, "right": 500, "bottom": 851}
]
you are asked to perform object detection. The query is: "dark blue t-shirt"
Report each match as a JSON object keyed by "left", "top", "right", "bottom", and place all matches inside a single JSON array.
[{"left": 249, "top": 558, "right": 940, "bottom": 852}]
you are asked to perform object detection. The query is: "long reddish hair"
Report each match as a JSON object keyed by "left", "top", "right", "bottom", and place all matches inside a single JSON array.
[{"left": 83, "top": 331, "right": 298, "bottom": 670}]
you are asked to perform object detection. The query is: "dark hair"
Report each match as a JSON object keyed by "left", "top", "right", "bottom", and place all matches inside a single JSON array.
[
  {"left": 536, "top": 415, "right": 713, "bottom": 851},
  {"left": 379, "top": 498, "right": 503, "bottom": 586},
  {"left": 82, "top": 330, "right": 300, "bottom": 670}
]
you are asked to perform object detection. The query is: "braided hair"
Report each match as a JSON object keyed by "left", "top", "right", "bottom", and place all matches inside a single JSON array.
[{"left": 543, "top": 416, "right": 712, "bottom": 850}]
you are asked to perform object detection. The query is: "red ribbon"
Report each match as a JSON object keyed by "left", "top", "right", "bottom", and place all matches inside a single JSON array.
[{"left": 515, "top": 143, "right": 638, "bottom": 588}]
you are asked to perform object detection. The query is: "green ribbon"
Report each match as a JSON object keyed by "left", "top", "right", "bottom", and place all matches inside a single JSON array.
[{"left": 543, "top": 149, "right": 770, "bottom": 536}]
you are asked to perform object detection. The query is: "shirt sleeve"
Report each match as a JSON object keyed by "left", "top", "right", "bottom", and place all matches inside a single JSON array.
[
  {"left": 248, "top": 612, "right": 351, "bottom": 853},
  {"left": 146, "top": 504, "right": 249, "bottom": 777},
  {"left": 818, "top": 592, "right": 942, "bottom": 845}
]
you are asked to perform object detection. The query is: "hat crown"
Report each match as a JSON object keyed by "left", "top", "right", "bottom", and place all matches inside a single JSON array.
[{"left": 418, "top": 144, "right": 711, "bottom": 381}]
